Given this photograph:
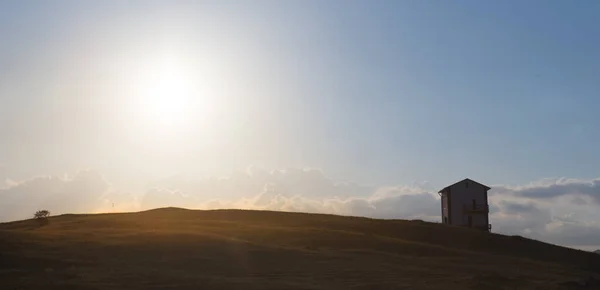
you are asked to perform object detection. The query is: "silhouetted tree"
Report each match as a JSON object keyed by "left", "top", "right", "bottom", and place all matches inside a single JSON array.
[{"left": 34, "top": 210, "right": 50, "bottom": 225}]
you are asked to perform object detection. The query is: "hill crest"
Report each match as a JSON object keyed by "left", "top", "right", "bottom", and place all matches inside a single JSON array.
[{"left": 1, "top": 208, "right": 599, "bottom": 289}]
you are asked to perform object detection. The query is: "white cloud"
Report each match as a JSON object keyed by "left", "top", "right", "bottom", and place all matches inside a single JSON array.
[
  {"left": 2, "top": 168, "right": 600, "bottom": 250},
  {"left": 146, "top": 167, "right": 375, "bottom": 202},
  {"left": 3, "top": 178, "right": 18, "bottom": 188},
  {"left": 0, "top": 169, "right": 126, "bottom": 221},
  {"left": 492, "top": 177, "right": 600, "bottom": 203},
  {"left": 488, "top": 180, "right": 600, "bottom": 248}
]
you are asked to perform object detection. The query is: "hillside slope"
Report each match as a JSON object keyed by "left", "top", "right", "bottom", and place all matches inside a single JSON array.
[{"left": 1, "top": 208, "right": 599, "bottom": 290}]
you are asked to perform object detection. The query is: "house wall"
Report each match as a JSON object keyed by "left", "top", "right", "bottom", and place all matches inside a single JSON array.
[
  {"left": 448, "top": 180, "right": 488, "bottom": 228},
  {"left": 441, "top": 192, "right": 449, "bottom": 223}
]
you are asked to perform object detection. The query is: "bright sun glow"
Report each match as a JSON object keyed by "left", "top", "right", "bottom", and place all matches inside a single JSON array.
[
  {"left": 143, "top": 66, "right": 191, "bottom": 125},
  {"left": 129, "top": 57, "right": 219, "bottom": 130}
]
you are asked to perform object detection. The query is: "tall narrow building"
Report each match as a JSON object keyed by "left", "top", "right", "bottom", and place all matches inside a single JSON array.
[{"left": 439, "top": 178, "right": 491, "bottom": 231}]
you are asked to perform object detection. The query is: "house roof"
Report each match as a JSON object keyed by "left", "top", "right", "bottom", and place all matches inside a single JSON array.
[{"left": 438, "top": 178, "right": 491, "bottom": 193}]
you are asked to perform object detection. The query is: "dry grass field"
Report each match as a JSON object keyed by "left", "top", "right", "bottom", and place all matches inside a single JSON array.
[{"left": 1, "top": 208, "right": 600, "bottom": 289}]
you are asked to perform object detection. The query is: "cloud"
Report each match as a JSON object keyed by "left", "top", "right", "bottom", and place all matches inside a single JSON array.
[
  {"left": 2, "top": 168, "right": 600, "bottom": 250},
  {"left": 147, "top": 167, "right": 375, "bottom": 202},
  {"left": 205, "top": 184, "right": 441, "bottom": 221},
  {"left": 497, "top": 200, "right": 543, "bottom": 215},
  {"left": 4, "top": 178, "right": 18, "bottom": 188},
  {"left": 141, "top": 188, "right": 195, "bottom": 210},
  {"left": 0, "top": 169, "right": 124, "bottom": 221},
  {"left": 489, "top": 198, "right": 553, "bottom": 237},
  {"left": 141, "top": 169, "right": 440, "bottom": 221},
  {"left": 493, "top": 178, "right": 600, "bottom": 203},
  {"left": 487, "top": 180, "right": 600, "bottom": 248}
]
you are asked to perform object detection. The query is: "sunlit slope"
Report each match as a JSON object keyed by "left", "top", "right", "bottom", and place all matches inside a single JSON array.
[{"left": 1, "top": 208, "right": 599, "bottom": 290}]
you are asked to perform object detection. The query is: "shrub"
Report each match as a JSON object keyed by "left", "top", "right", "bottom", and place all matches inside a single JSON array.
[
  {"left": 34, "top": 210, "right": 50, "bottom": 219},
  {"left": 34, "top": 210, "right": 50, "bottom": 225}
]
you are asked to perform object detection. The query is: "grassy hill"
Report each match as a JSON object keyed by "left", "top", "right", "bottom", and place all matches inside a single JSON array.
[{"left": 1, "top": 208, "right": 599, "bottom": 290}]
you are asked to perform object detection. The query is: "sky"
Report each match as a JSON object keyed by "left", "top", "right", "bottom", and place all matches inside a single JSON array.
[{"left": 1, "top": 1, "right": 600, "bottom": 250}]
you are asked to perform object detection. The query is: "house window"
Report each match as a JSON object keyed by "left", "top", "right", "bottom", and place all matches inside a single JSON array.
[{"left": 466, "top": 182, "right": 469, "bottom": 188}]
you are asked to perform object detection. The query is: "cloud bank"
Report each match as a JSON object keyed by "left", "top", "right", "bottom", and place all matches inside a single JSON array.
[{"left": 2, "top": 168, "right": 600, "bottom": 250}]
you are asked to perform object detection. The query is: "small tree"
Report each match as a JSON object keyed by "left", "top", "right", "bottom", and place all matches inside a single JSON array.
[
  {"left": 34, "top": 210, "right": 50, "bottom": 225},
  {"left": 34, "top": 210, "right": 50, "bottom": 219}
]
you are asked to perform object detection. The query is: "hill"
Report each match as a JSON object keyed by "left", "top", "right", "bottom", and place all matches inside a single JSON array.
[{"left": 1, "top": 208, "right": 599, "bottom": 290}]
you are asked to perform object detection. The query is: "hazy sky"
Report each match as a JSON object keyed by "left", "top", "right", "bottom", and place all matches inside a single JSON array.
[{"left": 1, "top": 1, "right": 600, "bottom": 249}]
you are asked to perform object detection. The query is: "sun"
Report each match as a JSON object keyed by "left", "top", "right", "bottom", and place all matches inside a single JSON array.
[
  {"left": 129, "top": 58, "right": 203, "bottom": 129},
  {"left": 139, "top": 61, "right": 194, "bottom": 125},
  {"left": 144, "top": 67, "right": 190, "bottom": 124},
  {"left": 124, "top": 53, "right": 224, "bottom": 136}
]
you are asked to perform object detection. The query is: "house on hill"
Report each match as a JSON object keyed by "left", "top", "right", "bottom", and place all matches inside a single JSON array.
[{"left": 438, "top": 178, "right": 491, "bottom": 231}]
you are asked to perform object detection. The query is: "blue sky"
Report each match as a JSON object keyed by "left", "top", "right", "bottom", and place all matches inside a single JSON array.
[
  {"left": 2, "top": 0, "right": 599, "bottom": 188},
  {"left": 1, "top": 1, "right": 600, "bottom": 247}
]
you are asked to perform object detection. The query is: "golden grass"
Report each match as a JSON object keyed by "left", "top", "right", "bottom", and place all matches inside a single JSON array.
[{"left": 1, "top": 208, "right": 599, "bottom": 289}]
